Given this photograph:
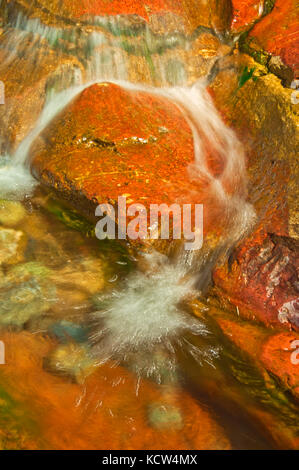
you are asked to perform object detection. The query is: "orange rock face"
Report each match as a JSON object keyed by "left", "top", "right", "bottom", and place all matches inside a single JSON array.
[
  {"left": 32, "top": 0, "right": 232, "bottom": 32},
  {"left": 0, "top": 331, "right": 230, "bottom": 449},
  {"left": 30, "top": 82, "right": 192, "bottom": 207},
  {"left": 231, "top": 0, "right": 264, "bottom": 30}
]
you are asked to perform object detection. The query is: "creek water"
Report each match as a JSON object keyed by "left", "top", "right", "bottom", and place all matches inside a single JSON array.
[{"left": 0, "top": 8, "right": 297, "bottom": 450}]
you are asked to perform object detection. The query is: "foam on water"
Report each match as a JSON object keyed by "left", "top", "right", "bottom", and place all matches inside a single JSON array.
[{"left": 90, "top": 251, "right": 220, "bottom": 383}]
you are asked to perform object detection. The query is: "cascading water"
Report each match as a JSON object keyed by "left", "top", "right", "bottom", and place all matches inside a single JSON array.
[
  {"left": 88, "top": 80, "right": 256, "bottom": 380},
  {"left": 0, "top": 9, "right": 256, "bottom": 382}
]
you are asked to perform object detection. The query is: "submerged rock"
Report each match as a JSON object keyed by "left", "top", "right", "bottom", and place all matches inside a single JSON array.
[
  {"left": 0, "top": 331, "right": 231, "bottom": 449},
  {"left": 44, "top": 343, "right": 96, "bottom": 384},
  {"left": 0, "top": 227, "right": 26, "bottom": 266},
  {"left": 211, "top": 312, "right": 299, "bottom": 402},
  {"left": 191, "top": 302, "right": 299, "bottom": 449},
  {"left": 0, "top": 261, "right": 56, "bottom": 327},
  {"left": 48, "top": 257, "right": 105, "bottom": 295},
  {"left": 0, "top": 200, "right": 27, "bottom": 227},
  {"left": 261, "top": 332, "right": 299, "bottom": 401},
  {"left": 147, "top": 402, "right": 183, "bottom": 430}
]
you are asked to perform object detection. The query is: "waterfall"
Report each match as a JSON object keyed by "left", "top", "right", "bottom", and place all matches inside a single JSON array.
[
  {"left": 0, "top": 9, "right": 256, "bottom": 380},
  {"left": 89, "top": 82, "right": 256, "bottom": 381}
]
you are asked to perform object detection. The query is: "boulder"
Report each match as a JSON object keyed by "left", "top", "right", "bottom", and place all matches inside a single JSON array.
[
  {"left": 191, "top": 302, "right": 299, "bottom": 448},
  {"left": 213, "top": 232, "right": 299, "bottom": 331},
  {"left": 30, "top": 81, "right": 236, "bottom": 248}
]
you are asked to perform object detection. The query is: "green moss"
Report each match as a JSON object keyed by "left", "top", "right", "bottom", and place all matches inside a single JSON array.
[
  {"left": 238, "top": 35, "right": 270, "bottom": 66},
  {"left": 238, "top": 66, "right": 258, "bottom": 90}
]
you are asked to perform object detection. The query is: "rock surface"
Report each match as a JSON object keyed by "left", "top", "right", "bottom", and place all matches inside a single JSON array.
[
  {"left": 213, "top": 232, "right": 299, "bottom": 331},
  {"left": 0, "top": 31, "right": 82, "bottom": 154},
  {"left": 209, "top": 53, "right": 298, "bottom": 238},
  {"left": 1, "top": 0, "right": 233, "bottom": 33},
  {"left": 30, "top": 82, "right": 191, "bottom": 206}
]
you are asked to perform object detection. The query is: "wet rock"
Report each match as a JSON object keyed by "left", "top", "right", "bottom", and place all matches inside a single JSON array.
[
  {"left": 231, "top": 0, "right": 297, "bottom": 75},
  {"left": 247, "top": 0, "right": 298, "bottom": 75},
  {"left": 3, "top": 0, "right": 232, "bottom": 34},
  {"left": 29, "top": 82, "right": 195, "bottom": 222},
  {"left": 30, "top": 80, "right": 241, "bottom": 253},
  {"left": 231, "top": 0, "right": 265, "bottom": 31},
  {"left": 7, "top": 261, "right": 51, "bottom": 282},
  {"left": 0, "top": 200, "right": 27, "bottom": 228},
  {"left": 209, "top": 311, "right": 299, "bottom": 401},
  {"left": 0, "top": 227, "right": 26, "bottom": 266},
  {"left": 261, "top": 332, "right": 299, "bottom": 401},
  {"left": 209, "top": 53, "right": 298, "bottom": 238},
  {"left": 213, "top": 232, "right": 299, "bottom": 331},
  {"left": 0, "top": 28, "right": 83, "bottom": 154},
  {"left": 50, "top": 288, "right": 90, "bottom": 318},
  {"left": 190, "top": 303, "right": 299, "bottom": 449},
  {"left": 49, "top": 320, "right": 89, "bottom": 344},
  {"left": 268, "top": 55, "right": 294, "bottom": 87},
  {"left": 0, "top": 384, "right": 40, "bottom": 450}
]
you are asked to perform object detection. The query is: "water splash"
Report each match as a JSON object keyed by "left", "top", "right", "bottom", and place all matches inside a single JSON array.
[{"left": 90, "top": 251, "right": 220, "bottom": 384}]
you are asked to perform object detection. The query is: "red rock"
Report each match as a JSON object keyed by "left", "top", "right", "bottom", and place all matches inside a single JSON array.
[
  {"left": 231, "top": 0, "right": 299, "bottom": 74},
  {"left": 189, "top": 306, "right": 299, "bottom": 449},
  {"left": 30, "top": 82, "right": 235, "bottom": 244},
  {"left": 249, "top": 0, "right": 299, "bottom": 75},
  {"left": 213, "top": 231, "right": 299, "bottom": 331}
]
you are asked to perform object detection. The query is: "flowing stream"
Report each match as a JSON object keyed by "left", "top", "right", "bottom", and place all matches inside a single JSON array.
[{"left": 0, "top": 7, "right": 297, "bottom": 450}]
